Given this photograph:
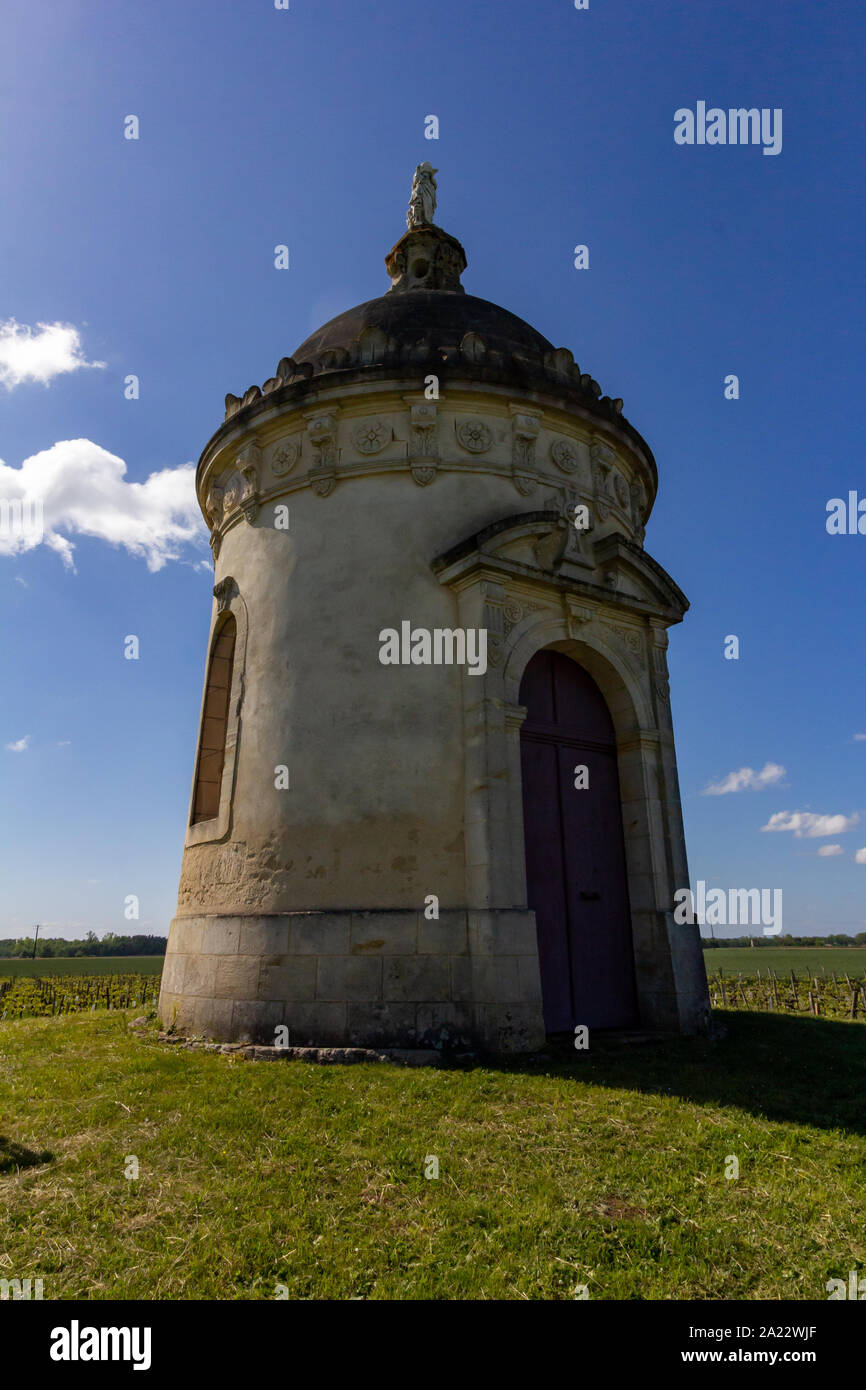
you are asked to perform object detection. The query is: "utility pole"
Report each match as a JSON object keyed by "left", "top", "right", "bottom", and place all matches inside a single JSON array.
[{"left": 32, "top": 923, "right": 40, "bottom": 960}]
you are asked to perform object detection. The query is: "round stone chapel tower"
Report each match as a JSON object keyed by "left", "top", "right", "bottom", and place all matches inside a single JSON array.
[{"left": 158, "top": 170, "right": 710, "bottom": 1051}]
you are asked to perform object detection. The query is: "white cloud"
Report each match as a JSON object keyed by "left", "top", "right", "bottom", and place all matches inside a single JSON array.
[
  {"left": 818, "top": 844, "right": 844, "bottom": 857},
  {"left": 854, "top": 733, "right": 866, "bottom": 742},
  {"left": 0, "top": 319, "right": 105, "bottom": 389},
  {"left": 0, "top": 439, "right": 206, "bottom": 572},
  {"left": 855, "top": 848, "right": 866, "bottom": 865},
  {"left": 702, "top": 762, "right": 786, "bottom": 796},
  {"left": 57, "top": 740, "right": 71, "bottom": 747},
  {"left": 762, "top": 810, "right": 859, "bottom": 838},
  {"left": 5, "top": 735, "right": 30, "bottom": 752}
]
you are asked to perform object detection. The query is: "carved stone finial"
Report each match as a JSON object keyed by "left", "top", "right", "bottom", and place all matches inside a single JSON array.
[
  {"left": 384, "top": 166, "right": 467, "bottom": 294},
  {"left": 385, "top": 225, "right": 467, "bottom": 295},
  {"left": 407, "top": 162, "right": 438, "bottom": 229}
]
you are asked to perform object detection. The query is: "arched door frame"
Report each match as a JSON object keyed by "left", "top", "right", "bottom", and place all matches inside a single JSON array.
[{"left": 434, "top": 517, "right": 708, "bottom": 1035}]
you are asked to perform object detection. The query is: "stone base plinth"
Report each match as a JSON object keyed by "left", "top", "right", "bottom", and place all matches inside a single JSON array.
[{"left": 157, "top": 908, "right": 546, "bottom": 1053}]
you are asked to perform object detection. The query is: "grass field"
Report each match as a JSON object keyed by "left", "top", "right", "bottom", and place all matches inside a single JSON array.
[
  {"left": 0, "top": 1008, "right": 863, "bottom": 1299},
  {"left": 0, "top": 956, "right": 164, "bottom": 978},
  {"left": 703, "top": 947, "right": 866, "bottom": 977},
  {"left": 2, "top": 949, "right": 864, "bottom": 980}
]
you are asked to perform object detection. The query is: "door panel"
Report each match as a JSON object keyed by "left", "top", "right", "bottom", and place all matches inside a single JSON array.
[
  {"left": 520, "top": 737, "right": 572, "bottom": 1030},
  {"left": 520, "top": 650, "right": 638, "bottom": 1031}
]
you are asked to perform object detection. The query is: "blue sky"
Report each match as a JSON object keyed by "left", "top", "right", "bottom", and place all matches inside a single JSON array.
[{"left": 1, "top": 0, "right": 863, "bottom": 939}]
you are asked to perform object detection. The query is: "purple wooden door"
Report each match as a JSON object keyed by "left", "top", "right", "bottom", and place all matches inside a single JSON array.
[{"left": 519, "top": 649, "right": 638, "bottom": 1032}]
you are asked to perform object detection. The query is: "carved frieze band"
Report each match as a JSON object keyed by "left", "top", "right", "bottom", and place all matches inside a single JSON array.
[{"left": 203, "top": 410, "right": 650, "bottom": 530}]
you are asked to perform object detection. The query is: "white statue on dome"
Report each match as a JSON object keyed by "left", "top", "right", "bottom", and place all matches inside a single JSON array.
[{"left": 407, "top": 163, "right": 438, "bottom": 229}]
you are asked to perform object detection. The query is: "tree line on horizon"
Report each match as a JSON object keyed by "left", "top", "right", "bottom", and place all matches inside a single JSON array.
[
  {"left": 1, "top": 931, "right": 865, "bottom": 959},
  {"left": 701, "top": 933, "right": 866, "bottom": 948},
  {"left": 0, "top": 932, "right": 167, "bottom": 958}
]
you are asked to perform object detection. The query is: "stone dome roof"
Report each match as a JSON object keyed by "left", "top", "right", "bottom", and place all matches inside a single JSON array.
[
  {"left": 290, "top": 287, "right": 555, "bottom": 375},
  {"left": 215, "top": 188, "right": 654, "bottom": 481}
]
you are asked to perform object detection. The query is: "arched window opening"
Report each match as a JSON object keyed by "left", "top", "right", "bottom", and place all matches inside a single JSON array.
[{"left": 191, "top": 615, "right": 237, "bottom": 824}]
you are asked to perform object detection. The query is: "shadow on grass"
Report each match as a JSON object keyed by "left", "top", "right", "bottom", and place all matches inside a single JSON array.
[
  {"left": 0, "top": 1136, "right": 53, "bottom": 1174},
  {"left": 487, "top": 1011, "right": 866, "bottom": 1136}
]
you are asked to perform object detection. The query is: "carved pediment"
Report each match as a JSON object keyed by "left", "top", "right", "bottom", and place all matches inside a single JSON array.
[
  {"left": 592, "top": 533, "right": 689, "bottom": 616},
  {"left": 432, "top": 512, "right": 688, "bottom": 623}
]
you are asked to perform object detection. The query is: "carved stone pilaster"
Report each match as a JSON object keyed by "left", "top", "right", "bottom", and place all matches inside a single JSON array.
[
  {"left": 215, "top": 443, "right": 261, "bottom": 531},
  {"left": 511, "top": 409, "right": 541, "bottom": 496},
  {"left": 205, "top": 480, "right": 225, "bottom": 530},
  {"left": 235, "top": 442, "right": 262, "bottom": 524},
  {"left": 630, "top": 480, "right": 647, "bottom": 543},
  {"left": 406, "top": 399, "right": 439, "bottom": 486},
  {"left": 651, "top": 625, "right": 670, "bottom": 678},
  {"left": 590, "top": 438, "right": 615, "bottom": 521},
  {"left": 306, "top": 411, "right": 338, "bottom": 497}
]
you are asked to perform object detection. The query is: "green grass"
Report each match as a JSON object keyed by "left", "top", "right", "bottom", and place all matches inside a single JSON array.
[
  {"left": 703, "top": 947, "right": 866, "bottom": 977},
  {"left": 1, "top": 1009, "right": 864, "bottom": 1299},
  {"left": 0, "top": 956, "right": 164, "bottom": 978},
  {"left": 5, "top": 948, "right": 862, "bottom": 981}
]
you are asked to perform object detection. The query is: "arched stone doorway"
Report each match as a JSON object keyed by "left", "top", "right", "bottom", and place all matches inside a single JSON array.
[{"left": 519, "top": 648, "right": 638, "bottom": 1033}]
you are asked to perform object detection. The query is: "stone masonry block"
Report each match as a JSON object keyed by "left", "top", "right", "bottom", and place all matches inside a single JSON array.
[
  {"left": 417, "top": 909, "right": 468, "bottom": 954},
  {"left": 281, "top": 1002, "right": 348, "bottom": 1046},
  {"left": 239, "top": 918, "right": 290, "bottom": 956},
  {"left": 468, "top": 910, "right": 538, "bottom": 956},
  {"left": 168, "top": 918, "right": 204, "bottom": 956},
  {"left": 451, "top": 956, "right": 474, "bottom": 1002},
  {"left": 159, "top": 953, "right": 186, "bottom": 995},
  {"left": 231, "top": 998, "right": 285, "bottom": 1042},
  {"left": 347, "top": 1003, "right": 418, "bottom": 1047},
  {"left": 259, "top": 957, "right": 318, "bottom": 1001},
  {"left": 170, "top": 994, "right": 197, "bottom": 1032},
  {"left": 182, "top": 954, "right": 218, "bottom": 998},
  {"left": 476, "top": 1003, "right": 545, "bottom": 1052},
  {"left": 317, "top": 956, "right": 382, "bottom": 1001},
  {"left": 471, "top": 957, "right": 522, "bottom": 1003},
  {"left": 517, "top": 955, "right": 543, "bottom": 1004},
  {"left": 214, "top": 955, "right": 262, "bottom": 999},
  {"left": 289, "top": 913, "right": 350, "bottom": 955},
  {"left": 415, "top": 1002, "right": 475, "bottom": 1045},
  {"left": 157, "top": 990, "right": 180, "bottom": 1025},
  {"left": 383, "top": 956, "right": 451, "bottom": 1002},
  {"left": 201, "top": 917, "right": 242, "bottom": 955},
  {"left": 192, "top": 997, "right": 233, "bottom": 1038},
  {"left": 350, "top": 912, "right": 417, "bottom": 954}
]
